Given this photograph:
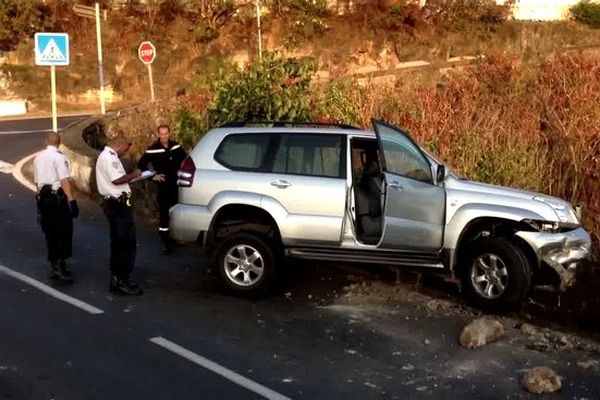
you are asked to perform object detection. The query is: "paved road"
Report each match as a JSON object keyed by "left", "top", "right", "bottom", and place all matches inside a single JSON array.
[
  {"left": 0, "top": 115, "right": 88, "bottom": 135},
  {"left": 0, "top": 117, "right": 598, "bottom": 399}
]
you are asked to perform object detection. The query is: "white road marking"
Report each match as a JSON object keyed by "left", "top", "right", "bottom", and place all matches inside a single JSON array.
[
  {"left": 12, "top": 151, "right": 39, "bottom": 192},
  {"left": 0, "top": 263, "right": 104, "bottom": 315},
  {"left": 0, "top": 128, "right": 53, "bottom": 135},
  {"left": 150, "top": 336, "right": 292, "bottom": 400},
  {"left": 0, "top": 160, "right": 14, "bottom": 174}
]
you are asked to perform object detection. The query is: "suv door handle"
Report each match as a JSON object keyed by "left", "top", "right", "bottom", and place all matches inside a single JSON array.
[
  {"left": 389, "top": 181, "right": 404, "bottom": 190},
  {"left": 271, "top": 179, "right": 292, "bottom": 189}
]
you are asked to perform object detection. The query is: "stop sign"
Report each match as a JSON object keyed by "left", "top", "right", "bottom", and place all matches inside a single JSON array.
[{"left": 138, "top": 41, "right": 156, "bottom": 64}]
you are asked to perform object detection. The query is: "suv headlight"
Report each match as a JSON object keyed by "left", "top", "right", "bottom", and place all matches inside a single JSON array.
[
  {"left": 521, "top": 219, "right": 579, "bottom": 233},
  {"left": 533, "top": 196, "right": 578, "bottom": 223}
]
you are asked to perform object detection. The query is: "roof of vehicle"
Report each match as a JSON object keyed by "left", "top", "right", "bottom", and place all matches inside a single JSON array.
[{"left": 208, "top": 123, "right": 376, "bottom": 137}]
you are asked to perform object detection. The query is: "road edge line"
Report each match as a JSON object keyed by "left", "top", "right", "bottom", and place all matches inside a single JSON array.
[
  {"left": 150, "top": 336, "right": 292, "bottom": 400},
  {"left": 0, "top": 263, "right": 104, "bottom": 315}
]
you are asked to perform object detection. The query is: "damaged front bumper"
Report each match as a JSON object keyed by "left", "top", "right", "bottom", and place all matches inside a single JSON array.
[{"left": 516, "top": 227, "right": 592, "bottom": 290}]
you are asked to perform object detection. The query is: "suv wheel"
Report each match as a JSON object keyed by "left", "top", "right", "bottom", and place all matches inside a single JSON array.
[
  {"left": 462, "top": 238, "right": 532, "bottom": 310},
  {"left": 215, "top": 233, "right": 276, "bottom": 293}
]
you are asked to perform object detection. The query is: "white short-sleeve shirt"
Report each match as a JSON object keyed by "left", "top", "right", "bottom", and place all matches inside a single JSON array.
[
  {"left": 95, "top": 146, "right": 131, "bottom": 197},
  {"left": 33, "top": 145, "right": 71, "bottom": 191}
]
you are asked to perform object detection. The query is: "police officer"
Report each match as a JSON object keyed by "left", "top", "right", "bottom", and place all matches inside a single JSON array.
[
  {"left": 138, "top": 124, "right": 187, "bottom": 254},
  {"left": 34, "top": 131, "right": 78, "bottom": 283},
  {"left": 96, "top": 132, "right": 144, "bottom": 295}
]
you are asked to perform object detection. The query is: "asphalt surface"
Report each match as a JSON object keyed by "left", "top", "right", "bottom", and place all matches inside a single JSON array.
[
  {"left": 0, "top": 115, "right": 86, "bottom": 135},
  {"left": 0, "top": 117, "right": 599, "bottom": 399}
]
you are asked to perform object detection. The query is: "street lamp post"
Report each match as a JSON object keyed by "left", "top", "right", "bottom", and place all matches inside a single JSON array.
[{"left": 73, "top": 2, "right": 107, "bottom": 115}]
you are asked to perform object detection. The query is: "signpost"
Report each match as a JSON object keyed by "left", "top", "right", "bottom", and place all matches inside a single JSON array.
[
  {"left": 34, "top": 33, "right": 70, "bottom": 133},
  {"left": 73, "top": 2, "right": 107, "bottom": 115},
  {"left": 256, "top": 1, "right": 263, "bottom": 60},
  {"left": 138, "top": 41, "right": 157, "bottom": 101}
]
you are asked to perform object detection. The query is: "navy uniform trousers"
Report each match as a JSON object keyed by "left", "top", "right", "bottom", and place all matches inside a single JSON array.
[
  {"left": 102, "top": 196, "right": 136, "bottom": 280},
  {"left": 37, "top": 186, "right": 73, "bottom": 263}
]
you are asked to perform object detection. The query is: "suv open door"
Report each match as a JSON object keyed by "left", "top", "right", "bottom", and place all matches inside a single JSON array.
[{"left": 372, "top": 119, "right": 445, "bottom": 252}]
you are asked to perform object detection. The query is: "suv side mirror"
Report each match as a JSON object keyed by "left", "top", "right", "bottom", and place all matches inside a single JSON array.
[{"left": 436, "top": 164, "right": 446, "bottom": 183}]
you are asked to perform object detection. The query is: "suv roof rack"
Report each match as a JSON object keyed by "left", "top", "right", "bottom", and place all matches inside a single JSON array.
[{"left": 218, "top": 121, "right": 361, "bottom": 130}]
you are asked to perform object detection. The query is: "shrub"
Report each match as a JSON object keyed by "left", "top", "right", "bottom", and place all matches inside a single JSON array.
[
  {"left": 268, "top": 0, "right": 329, "bottom": 47},
  {"left": 189, "top": 0, "right": 237, "bottom": 42},
  {"left": 571, "top": 0, "right": 600, "bottom": 28},
  {"left": 172, "top": 106, "right": 208, "bottom": 151},
  {"left": 423, "top": 0, "right": 514, "bottom": 32},
  {"left": 313, "top": 80, "right": 361, "bottom": 126},
  {"left": 207, "top": 52, "right": 318, "bottom": 125}
]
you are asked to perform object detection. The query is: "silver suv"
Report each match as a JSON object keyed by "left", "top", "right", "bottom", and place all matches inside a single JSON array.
[{"left": 170, "top": 120, "right": 591, "bottom": 308}]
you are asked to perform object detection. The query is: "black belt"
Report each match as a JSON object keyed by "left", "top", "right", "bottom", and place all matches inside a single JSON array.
[
  {"left": 103, "top": 192, "right": 131, "bottom": 206},
  {"left": 39, "top": 185, "right": 64, "bottom": 197}
]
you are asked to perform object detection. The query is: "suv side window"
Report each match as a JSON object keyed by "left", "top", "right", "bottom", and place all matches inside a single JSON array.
[
  {"left": 214, "top": 133, "right": 273, "bottom": 172},
  {"left": 377, "top": 125, "right": 432, "bottom": 183},
  {"left": 272, "top": 134, "right": 345, "bottom": 179}
]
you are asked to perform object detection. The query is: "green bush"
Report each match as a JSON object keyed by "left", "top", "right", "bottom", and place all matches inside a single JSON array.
[
  {"left": 208, "top": 52, "right": 318, "bottom": 125},
  {"left": 571, "top": 1, "right": 600, "bottom": 28},
  {"left": 314, "top": 80, "right": 360, "bottom": 126},
  {"left": 173, "top": 107, "right": 208, "bottom": 151}
]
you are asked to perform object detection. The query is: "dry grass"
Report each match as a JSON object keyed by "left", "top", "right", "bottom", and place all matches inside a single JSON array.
[{"left": 347, "top": 51, "right": 600, "bottom": 245}]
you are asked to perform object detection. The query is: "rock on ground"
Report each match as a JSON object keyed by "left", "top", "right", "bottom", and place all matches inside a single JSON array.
[
  {"left": 522, "top": 366, "right": 562, "bottom": 394},
  {"left": 459, "top": 318, "right": 505, "bottom": 348}
]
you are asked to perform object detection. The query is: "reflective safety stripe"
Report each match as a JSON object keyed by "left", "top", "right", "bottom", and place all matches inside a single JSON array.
[
  {"left": 146, "top": 149, "right": 166, "bottom": 154},
  {"left": 159, "top": 227, "right": 170, "bottom": 232},
  {"left": 170, "top": 145, "right": 181, "bottom": 151}
]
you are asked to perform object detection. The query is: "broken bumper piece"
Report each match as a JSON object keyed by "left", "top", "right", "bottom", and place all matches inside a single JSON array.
[{"left": 516, "top": 227, "right": 592, "bottom": 290}]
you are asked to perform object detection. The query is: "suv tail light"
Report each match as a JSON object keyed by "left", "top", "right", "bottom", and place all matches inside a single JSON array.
[{"left": 177, "top": 156, "right": 196, "bottom": 187}]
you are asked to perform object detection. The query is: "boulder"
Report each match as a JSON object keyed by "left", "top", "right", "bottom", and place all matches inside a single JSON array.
[
  {"left": 459, "top": 318, "right": 505, "bottom": 348},
  {"left": 522, "top": 366, "right": 562, "bottom": 394}
]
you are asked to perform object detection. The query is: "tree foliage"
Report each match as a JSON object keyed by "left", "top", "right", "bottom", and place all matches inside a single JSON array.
[
  {"left": 571, "top": 1, "right": 600, "bottom": 29},
  {"left": 207, "top": 52, "right": 318, "bottom": 125},
  {"left": 0, "top": 0, "right": 52, "bottom": 51}
]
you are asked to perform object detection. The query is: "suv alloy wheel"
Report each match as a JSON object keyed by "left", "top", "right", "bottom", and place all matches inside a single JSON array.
[
  {"left": 462, "top": 238, "right": 532, "bottom": 309},
  {"left": 214, "top": 233, "right": 276, "bottom": 293}
]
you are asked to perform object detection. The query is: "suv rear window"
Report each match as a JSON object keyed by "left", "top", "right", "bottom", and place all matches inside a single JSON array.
[
  {"left": 214, "top": 133, "right": 273, "bottom": 171},
  {"left": 272, "top": 134, "right": 345, "bottom": 178},
  {"left": 214, "top": 132, "right": 345, "bottom": 178}
]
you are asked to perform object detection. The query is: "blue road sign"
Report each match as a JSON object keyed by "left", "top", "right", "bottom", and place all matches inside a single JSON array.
[{"left": 34, "top": 33, "right": 70, "bottom": 66}]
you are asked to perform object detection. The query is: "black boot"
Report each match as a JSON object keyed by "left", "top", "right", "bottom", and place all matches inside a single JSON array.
[
  {"left": 50, "top": 261, "right": 60, "bottom": 278},
  {"left": 160, "top": 231, "right": 174, "bottom": 255},
  {"left": 110, "top": 274, "right": 142, "bottom": 296},
  {"left": 59, "top": 260, "right": 73, "bottom": 278},
  {"left": 51, "top": 261, "right": 73, "bottom": 284}
]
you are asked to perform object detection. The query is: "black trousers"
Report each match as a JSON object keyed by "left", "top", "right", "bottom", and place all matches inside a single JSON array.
[
  {"left": 37, "top": 188, "right": 73, "bottom": 263},
  {"left": 157, "top": 183, "right": 178, "bottom": 233},
  {"left": 103, "top": 198, "right": 136, "bottom": 280}
]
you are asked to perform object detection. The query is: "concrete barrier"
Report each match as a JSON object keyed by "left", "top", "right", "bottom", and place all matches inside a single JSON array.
[
  {"left": 59, "top": 116, "right": 157, "bottom": 217},
  {"left": 0, "top": 99, "right": 27, "bottom": 117},
  {"left": 59, "top": 116, "right": 103, "bottom": 195}
]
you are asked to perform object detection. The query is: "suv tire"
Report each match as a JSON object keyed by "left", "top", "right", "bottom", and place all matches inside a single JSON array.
[
  {"left": 462, "top": 238, "right": 532, "bottom": 310},
  {"left": 214, "top": 233, "right": 276, "bottom": 294}
]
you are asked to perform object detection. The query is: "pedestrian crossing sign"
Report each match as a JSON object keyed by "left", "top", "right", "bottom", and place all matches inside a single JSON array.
[{"left": 34, "top": 33, "right": 70, "bottom": 66}]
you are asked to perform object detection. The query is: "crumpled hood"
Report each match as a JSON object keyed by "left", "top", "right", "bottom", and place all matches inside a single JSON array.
[{"left": 444, "top": 177, "right": 576, "bottom": 223}]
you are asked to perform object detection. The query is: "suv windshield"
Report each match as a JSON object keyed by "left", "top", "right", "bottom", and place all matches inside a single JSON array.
[{"left": 421, "top": 148, "right": 462, "bottom": 180}]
